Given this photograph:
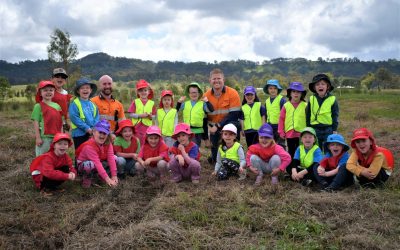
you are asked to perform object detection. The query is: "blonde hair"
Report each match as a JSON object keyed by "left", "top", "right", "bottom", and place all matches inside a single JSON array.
[{"left": 209, "top": 68, "right": 224, "bottom": 78}]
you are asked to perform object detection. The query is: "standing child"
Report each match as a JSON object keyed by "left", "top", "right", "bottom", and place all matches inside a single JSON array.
[
  {"left": 346, "top": 128, "right": 393, "bottom": 188},
  {"left": 314, "top": 134, "right": 353, "bottom": 191},
  {"left": 306, "top": 73, "right": 339, "bottom": 151},
  {"left": 128, "top": 79, "right": 156, "bottom": 146},
  {"left": 287, "top": 127, "right": 323, "bottom": 186},
  {"left": 263, "top": 79, "right": 286, "bottom": 147},
  {"left": 75, "top": 120, "right": 118, "bottom": 188},
  {"left": 212, "top": 124, "right": 246, "bottom": 180},
  {"left": 176, "top": 82, "right": 214, "bottom": 147},
  {"left": 156, "top": 90, "right": 178, "bottom": 147},
  {"left": 113, "top": 119, "right": 141, "bottom": 179},
  {"left": 245, "top": 124, "right": 291, "bottom": 186},
  {"left": 278, "top": 82, "right": 307, "bottom": 159},
  {"left": 31, "top": 80, "right": 63, "bottom": 156},
  {"left": 30, "top": 133, "right": 76, "bottom": 195},
  {"left": 169, "top": 123, "right": 201, "bottom": 184},
  {"left": 239, "top": 86, "right": 266, "bottom": 147},
  {"left": 135, "top": 126, "right": 170, "bottom": 183},
  {"left": 68, "top": 77, "right": 99, "bottom": 149},
  {"left": 50, "top": 68, "right": 73, "bottom": 131}
]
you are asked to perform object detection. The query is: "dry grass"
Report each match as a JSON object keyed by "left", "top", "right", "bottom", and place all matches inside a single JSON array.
[{"left": 0, "top": 91, "right": 400, "bottom": 249}]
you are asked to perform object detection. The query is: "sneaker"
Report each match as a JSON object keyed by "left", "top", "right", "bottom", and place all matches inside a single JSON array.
[
  {"left": 238, "top": 169, "right": 247, "bottom": 181},
  {"left": 321, "top": 186, "right": 335, "bottom": 193},
  {"left": 271, "top": 176, "right": 279, "bottom": 185},
  {"left": 81, "top": 176, "right": 92, "bottom": 188},
  {"left": 192, "top": 179, "right": 199, "bottom": 184},
  {"left": 254, "top": 175, "right": 263, "bottom": 186},
  {"left": 301, "top": 179, "right": 312, "bottom": 187}
]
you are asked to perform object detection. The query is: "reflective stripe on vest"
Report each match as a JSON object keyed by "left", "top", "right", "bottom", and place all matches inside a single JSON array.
[
  {"left": 266, "top": 95, "right": 283, "bottom": 124},
  {"left": 299, "top": 144, "right": 319, "bottom": 169},
  {"left": 157, "top": 108, "right": 177, "bottom": 136},
  {"left": 310, "top": 95, "right": 335, "bottom": 125},
  {"left": 70, "top": 98, "right": 97, "bottom": 129},
  {"left": 242, "top": 102, "right": 262, "bottom": 130},
  {"left": 284, "top": 101, "right": 307, "bottom": 133},
  {"left": 218, "top": 142, "right": 241, "bottom": 163},
  {"left": 131, "top": 99, "right": 154, "bottom": 126},
  {"left": 183, "top": 100, "right": 205, "bottom": 128}
]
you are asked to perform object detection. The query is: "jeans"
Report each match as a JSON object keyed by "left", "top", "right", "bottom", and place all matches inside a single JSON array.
[{"left": 313, "top": 164, "right": 353, "bottom": 190}]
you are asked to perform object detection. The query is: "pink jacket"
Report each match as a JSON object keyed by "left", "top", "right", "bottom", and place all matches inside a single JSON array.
[{"left": 246, "top": 143, "right": 291, "bottom": 171}]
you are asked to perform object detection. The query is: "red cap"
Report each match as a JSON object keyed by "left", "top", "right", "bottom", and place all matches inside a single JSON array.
[
  {"left": 35, "top": 80, "right": 55, "bottom": 102},
  {"left": 52, "top": 133, "right": 73, "bottom": 147},
  {"left": 115, "top": 119, "right": 135, "bottom": 136},
  {"left": 351, "top": 128, "right": 375, "bottom": 148}
]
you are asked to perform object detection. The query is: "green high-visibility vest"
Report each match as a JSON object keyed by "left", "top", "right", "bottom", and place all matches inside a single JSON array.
[
  {"left": 299, "top": 144, "right": 319, "bottom": 169},
  {"left": 131, "top": 99, "right": 154, "bottom": 126},
  {"left": 242, "top": 102, "right": 262, "bottom": 130},
  {"left": 284, "top": 101, "right": 307, "bottom": 133},
  {"left": 310, "top": 95, "right": 335, "bottom": 125},
  {"left": 182, "top": 100, "right": 205, "bottom": 128},
  {"left": 218, "top": 142, "right": 241, "bottom": 163},
  {"left": 266, "top": 95, "right": 283, "bottom": 124},
  {"left": 70, "top": 98, "right": 97, "bottom": 129},
  {"left": 157, "top": 108, "right": 177, "bottom": 136}
]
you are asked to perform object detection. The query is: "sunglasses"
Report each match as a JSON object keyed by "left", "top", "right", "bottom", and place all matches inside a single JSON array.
[{"left": 53, "top": 74, "right": 67, "bottom": 79}]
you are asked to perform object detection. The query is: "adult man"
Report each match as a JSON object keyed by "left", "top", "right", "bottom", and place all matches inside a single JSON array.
[
  {"left": 91, "top": 75, "right": 125, "bottom": 133},
  {"left": 51, "top": 68, "right": 72, "bottom": 131},
  {"left": 204, "top": 68, "right": 241, "bottom": 164}
]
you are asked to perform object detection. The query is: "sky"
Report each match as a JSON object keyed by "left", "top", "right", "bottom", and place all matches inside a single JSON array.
[{"left": 1, "top": 0, "right": 399, "bottom": 63}]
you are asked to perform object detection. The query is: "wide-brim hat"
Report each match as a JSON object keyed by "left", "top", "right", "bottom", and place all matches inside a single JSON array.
[
  {"left": 263, "top": 79, "right": 283, "bottom": 94},
  {"left": 74, "top": 77, "right": 97, "bottom": 98},
  {"left": 287, "top": 81, "right": 307, "bottom": 97},
  {"left": 115, "top": 119, "right": 135, "bottom": 136},
  {"left": 35, "top": 80, "right": 56, "bottom": 102},
  {"left": 136, "top": 79, "right": 154, "bottom": 99},
  {"left": 309, "top": 73, "right": 334, "bottom": 93},
  {"left": 324, "top": 134, "right": 350, "bottom": 152},
  {"left": 172, "top": 123, "right": 193, "bottom": 140},
  {"left": 185, "top": 82, "right": 203, "bottom": 98}
]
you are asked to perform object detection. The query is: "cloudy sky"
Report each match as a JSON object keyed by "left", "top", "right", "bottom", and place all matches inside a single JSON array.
[{"left": 1, "top": 0, "right": 399, "bottom": 63}]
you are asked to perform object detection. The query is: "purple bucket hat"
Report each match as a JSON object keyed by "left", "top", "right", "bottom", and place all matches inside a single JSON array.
[
  {"left": 244, "top": 86, "right": 256, "bottom": 95},
  {"left": 94, "top": 119, "right": 110, "bottom": 135}
]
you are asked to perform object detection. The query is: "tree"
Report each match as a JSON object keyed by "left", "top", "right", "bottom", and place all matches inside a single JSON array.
[
  {"left": 0, "top": 76, "right": 11, "bottom": 101},
  {"left": 47, "top": 28, "right": 78, "bottom": 72},
  {"left": 375, "top": 67, "right": 392, "bottom": 89}
]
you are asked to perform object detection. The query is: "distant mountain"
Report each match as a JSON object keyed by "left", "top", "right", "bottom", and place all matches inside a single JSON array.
[{"left": 0, "top": 52, "right": 399, "bottom": 85}]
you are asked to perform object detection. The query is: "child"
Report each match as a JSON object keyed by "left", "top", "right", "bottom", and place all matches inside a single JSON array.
[
  {"left": 346, "top": 128, "right": 392, "bottom": 188},
  {"left": 156, "top": 90, "right": 178, "bottom": 147},
  {"left": 306, "top": 74, "right": 339, "bottom": 151},
  {"left": 135, "top": 126, "right": 170, "bottom": 183},
  {"left": 278, "top": 82, "right": 307, "bottom": 159},
  {"left": 263, "top": 79, "right": 286, "bottom": 147},
  {"left": 245, "top": 123, "right": 291, "bottom": 186},
  {"left": 176, "top": 82, "right": 214, "bottom": 147},
  {"left": 30, "top": 133, "right": 76, "bottom": 195},
  {"left": 75, "top": 120, "right": 118, "bottom": 188},
  {"left": 31, "top": 80, "right": 63, "bottom": 156},
  {"left": 113, "top": 119, "right": 141, "bottom": 179},
  {"left": 68, "top": 77, "right": 99, "bottom": 149},
  {"left": 314, "top": 134, "right": 353, "bottom": 191},
  {"left": 169, "top": 123, "right": 201, "bottom": 184},
  {"left": 239, "top": 85, "right": 266, "bottom": 147},
  {"left": 50, "top": 68, "right": 73, "bottom": 131},
  {"left": 287, "top": 127, "right": 323, "bottom": 186},
  {"left": 212, "top": 124, "right": 246, "bottom": 180},
  {"left": 128, "top": 79, "right": 156, "bottom": 146}
]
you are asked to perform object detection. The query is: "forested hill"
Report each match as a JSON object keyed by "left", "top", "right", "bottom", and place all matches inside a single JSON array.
[{"left": 1, "top": 52, "right": 399, "bottom": 85}]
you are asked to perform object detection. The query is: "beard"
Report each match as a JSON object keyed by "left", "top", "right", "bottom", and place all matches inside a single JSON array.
[{"left": 102, "top": 88, "right": 112, "bottom": 96}]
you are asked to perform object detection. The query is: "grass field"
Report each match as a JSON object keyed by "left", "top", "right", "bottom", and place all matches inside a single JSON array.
[{"left": 0, "top": 90, "right": 399, "bottom": 249}]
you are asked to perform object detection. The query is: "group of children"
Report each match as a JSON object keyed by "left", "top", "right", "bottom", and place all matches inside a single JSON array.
[{"left": 29, "top": 71, "right": 394, "bottom": 195}]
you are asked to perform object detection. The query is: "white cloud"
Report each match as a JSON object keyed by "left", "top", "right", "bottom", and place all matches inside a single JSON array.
[{"left": 0, "top": 0, "right": 399, "bottom": 63}]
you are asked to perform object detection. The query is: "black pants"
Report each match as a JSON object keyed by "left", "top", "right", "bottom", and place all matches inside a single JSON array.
[
  {"left": 357, "top": 168, "right": 389, "bottom": 187},
  {"left": 286, "top": 164, "right": 316, "bottom": 181},
  {"left": 41, "top": 165, "right": 70, "bottom": 190},
  {"left": 244, "top": 131, "right": 258, "bottom": 148},
  {"left": 313, "top": 164, "right": 354, "bottom": 190},
  {"left": 286, "top": 137, "right": 299, "bottom": 160},
  {"left": 73, "top": 133, "right": 90, "bottom": 149}
]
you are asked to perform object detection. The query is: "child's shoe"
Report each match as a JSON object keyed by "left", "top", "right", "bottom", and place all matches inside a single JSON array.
[
  {"left": 271, "top": 176, "right": 279, "bottom": 185},
  {"left": 238, "top": 169, "right": 247, "bottom": 181},
  {"left": 254, "top": 175, "right": 263, "bottom": 186},
  {"left": 301, "top": 179, "right": 312, "bottom": 187}
]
